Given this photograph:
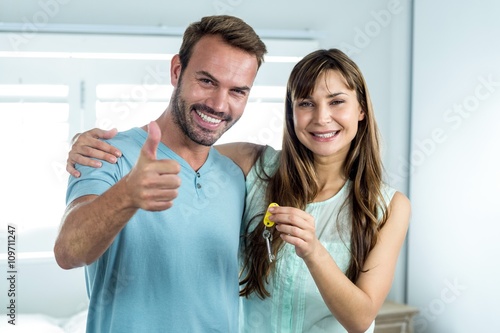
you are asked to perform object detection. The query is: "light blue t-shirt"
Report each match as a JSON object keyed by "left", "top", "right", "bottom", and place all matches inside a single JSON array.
[
  {"left": 66, "top": 128, "right": 245, "bottom": 333},
  {"left": 240, "top": 146, "right": 396, "bottom": 333}
]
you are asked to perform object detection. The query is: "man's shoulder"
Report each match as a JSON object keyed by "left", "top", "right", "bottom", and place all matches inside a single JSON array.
[
  {"left": 105, "top": 128, "right": 145, "bottom": 152},
  {"left": 107, "top": 127, "right": 144, "bottom": 142},
  {"left": 210, "top": 147, "right": 245, "bottom": 178}
]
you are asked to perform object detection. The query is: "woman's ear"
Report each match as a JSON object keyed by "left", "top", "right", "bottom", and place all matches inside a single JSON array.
[
  {"left": 358, "top": 106, "right": 366, "bottom": 121},
  {"left": 170, "top": 54, "right": 182, "bottom": 87}
]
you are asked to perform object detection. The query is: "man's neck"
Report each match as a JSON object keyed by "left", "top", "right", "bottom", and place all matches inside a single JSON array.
[{"left": 145, "top": 113, "right": 211, "bottom": 171}]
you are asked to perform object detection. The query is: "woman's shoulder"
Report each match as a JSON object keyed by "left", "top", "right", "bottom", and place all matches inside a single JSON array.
[
  {"left": 380, "top": 184, "right": 411, "bottom": 221},
  {"left": 250, "top": 145, "right": 281, "bottom": 176},
  {"left": 260, "top": 145, "right": 281, "bottom": 163},
  {"left": 380, "top": 183, "right": 400, "bottom": 204}
]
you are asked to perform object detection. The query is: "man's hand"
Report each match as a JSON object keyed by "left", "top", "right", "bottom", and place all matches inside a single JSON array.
[
  {"left": 125, "top": 121, "right": 181, "bottom": 211},
  {"left": 54, "top": 122, "right": 180, "bottom": 269},
  {"left": 67, "top": 128, "right": 122, "bottom": 178}
]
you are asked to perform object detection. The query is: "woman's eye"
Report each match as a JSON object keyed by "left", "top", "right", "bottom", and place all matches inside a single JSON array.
[
  {"left": 331, "top": 100, "right": 345, "bottom": 105},
  {"left": 298, "top": 101, "right": 313, "bottom": 107}
]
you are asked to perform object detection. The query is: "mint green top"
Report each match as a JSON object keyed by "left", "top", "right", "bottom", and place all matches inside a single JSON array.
[{"left": 240, "top": 146, "right": 396, "bottom": 333}]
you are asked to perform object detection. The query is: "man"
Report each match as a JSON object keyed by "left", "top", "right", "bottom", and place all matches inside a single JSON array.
[{"left": 54, "top": 15, "right": 267, "bottom": 332}]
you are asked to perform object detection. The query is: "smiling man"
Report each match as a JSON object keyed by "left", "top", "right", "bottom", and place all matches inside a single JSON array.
[{"left": 54, "top": 15, "right": 267, "bottom": 333}]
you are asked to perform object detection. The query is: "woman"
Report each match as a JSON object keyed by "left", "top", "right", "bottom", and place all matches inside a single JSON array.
[{"left": 67, "top": 49, "right": 410, "bottom": 333}]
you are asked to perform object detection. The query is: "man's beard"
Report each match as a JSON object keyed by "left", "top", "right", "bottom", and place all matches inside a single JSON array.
[{"left": 171, "top": 77, "right": 235, "bottom": 146}]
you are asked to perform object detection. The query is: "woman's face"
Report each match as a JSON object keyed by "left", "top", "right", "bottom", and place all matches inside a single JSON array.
[{"left": 292, "top": 70, "right": 364, "bottom": 160}]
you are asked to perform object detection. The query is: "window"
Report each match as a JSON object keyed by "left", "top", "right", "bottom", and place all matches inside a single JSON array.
[
  {"left": 0, "top": 32, "right": 318, "bottom": 252},
  {"left": 0, "top": 85, "right": 69, "bottom": 234}
]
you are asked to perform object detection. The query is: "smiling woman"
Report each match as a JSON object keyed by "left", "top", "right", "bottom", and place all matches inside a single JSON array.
[{"left": 292, "top": 69, "right": 365, "bottom": 159}]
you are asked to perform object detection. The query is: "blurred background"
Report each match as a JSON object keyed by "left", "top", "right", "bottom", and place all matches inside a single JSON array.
[{"left": 0, "top": 0, "right": 499, "bottom": 332}]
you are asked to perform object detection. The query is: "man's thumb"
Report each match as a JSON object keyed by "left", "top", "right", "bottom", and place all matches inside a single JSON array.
[{"left": 142, "top": 121, "right": 161, "bottom": 160}]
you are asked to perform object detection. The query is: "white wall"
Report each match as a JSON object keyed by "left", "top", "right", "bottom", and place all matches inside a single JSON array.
[
  {"left": 0, "top": 0, "right": 413, "bottom": 318},
  {"left": 408, "top": 1, "right": 500, "bottom": 332}
]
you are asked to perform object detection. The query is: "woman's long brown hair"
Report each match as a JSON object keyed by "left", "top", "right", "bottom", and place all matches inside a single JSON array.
[{"left": 239, "top": 49, "right": 389, "bottom": 299}]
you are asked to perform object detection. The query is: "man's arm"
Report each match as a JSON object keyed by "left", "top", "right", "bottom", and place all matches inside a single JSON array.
[
  {"left": 55, "top": 185, "right": 138, "bottom": 269},
  {"left": 54, "top": 121, "right": 181, "bottom": 269}
]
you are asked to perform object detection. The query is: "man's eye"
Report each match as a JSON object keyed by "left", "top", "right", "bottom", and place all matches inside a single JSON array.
[
  {"left": 232, "top": 89, "right": 246, "bottom": 96},
  {"left": 199, "top": 78, "right": 213, "bottom": 85}
]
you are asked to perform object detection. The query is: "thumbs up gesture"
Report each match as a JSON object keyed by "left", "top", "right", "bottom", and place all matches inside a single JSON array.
[{"left": 125, "top": 121, "right": 181, "bottom": 211}]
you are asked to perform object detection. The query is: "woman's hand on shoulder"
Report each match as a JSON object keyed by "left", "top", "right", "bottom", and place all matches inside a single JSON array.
[{"left": 67, "top": 128, "right": 122, "bottom": 178}]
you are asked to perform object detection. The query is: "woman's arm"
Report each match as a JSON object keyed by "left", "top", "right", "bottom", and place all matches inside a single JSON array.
[
  {"left": 214, "top": 142, "right": 264, "bottom": 176},
  {"left": 310, "top": 192, "right": 410, "bottom": 332},
  {"left": 67, "top": 128, "right": 122, "bottom": 177},
  {"left": 67, "top": 126, "right": 265, "bottom": 178},
  {"left": 271, "top": 191, "right": 411, "bottom": 333}
]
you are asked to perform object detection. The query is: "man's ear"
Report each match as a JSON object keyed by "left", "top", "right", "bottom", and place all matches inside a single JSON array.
[{"left": 170, "top": 54, "right": 182, "bottom": 87}]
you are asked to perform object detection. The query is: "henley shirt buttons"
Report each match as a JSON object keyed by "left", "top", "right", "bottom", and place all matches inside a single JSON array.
[{"left": 196, "top": 172, "right": 201, "bottom": 188}]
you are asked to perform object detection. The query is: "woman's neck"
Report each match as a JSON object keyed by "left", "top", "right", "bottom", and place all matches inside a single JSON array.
[{"left": 313, "top": 156, "right": 347, "bottom": 202}]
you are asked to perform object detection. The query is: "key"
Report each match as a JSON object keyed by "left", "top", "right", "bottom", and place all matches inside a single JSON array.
[
  {"left": 263, "top": 203, "right": 279, "bottom": 227},
  {"left": 262, "top": 229, "right": 275, "bottom": 263}
]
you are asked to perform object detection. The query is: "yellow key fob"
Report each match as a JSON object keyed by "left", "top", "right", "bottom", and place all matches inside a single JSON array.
[{"left": 263, "top": 203, "right": 279, "bottom": 227}]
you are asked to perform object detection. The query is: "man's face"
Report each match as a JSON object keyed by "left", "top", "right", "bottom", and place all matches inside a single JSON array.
[{"left": 170, "top": 35, "right": 259, "bottom": 146}]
